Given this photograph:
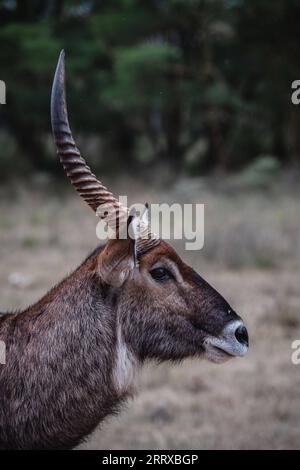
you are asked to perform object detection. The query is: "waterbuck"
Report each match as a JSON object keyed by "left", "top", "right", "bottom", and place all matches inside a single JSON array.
[{"left": 0, "top": 51, "right": 249, "bottom": 450}]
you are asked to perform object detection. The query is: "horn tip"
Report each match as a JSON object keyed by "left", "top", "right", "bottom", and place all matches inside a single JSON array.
[
  {"left": 59, "top": 49, "right": 65, "bottom": 63},
  {"left": 51, "top": 50, "right": 67, "bottom": 133},
  {"left": 57, "top": 49, "right": 65, "bottom": 73}
]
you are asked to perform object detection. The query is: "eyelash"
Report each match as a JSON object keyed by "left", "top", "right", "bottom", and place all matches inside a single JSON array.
[{"left": 149, "top": 267, "right": 174, "bottom": 282}]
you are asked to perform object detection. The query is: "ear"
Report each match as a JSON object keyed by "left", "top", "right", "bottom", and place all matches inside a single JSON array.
[
  {"left": 127, "top": 204, "right": 151, "bottom": 261},
  {"left": 97, "top": 215, "right": 138, "bottom": 287},
  {"left": 97, "top": 238, "right": 135, "bottom": 287}
]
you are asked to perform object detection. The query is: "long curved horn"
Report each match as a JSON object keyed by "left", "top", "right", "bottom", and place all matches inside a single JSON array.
[
  {"left": 51, "top": 50, "right": 128, "bottom": 230},
  {"left": 51, "top": 50, "right": 159, "bottom": 252}
]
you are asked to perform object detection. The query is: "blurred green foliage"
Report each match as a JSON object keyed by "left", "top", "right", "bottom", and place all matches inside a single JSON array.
[
  {"left": 238, "top": 155, "right": 281, "bottom": 189},
  {"left": 0, "top": 0, "right": 300, "bottom": 179}
]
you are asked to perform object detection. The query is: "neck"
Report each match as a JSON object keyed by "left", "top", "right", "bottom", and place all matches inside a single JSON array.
[{"left": 0, "top": 246, "right": 137, "bottom": 449}]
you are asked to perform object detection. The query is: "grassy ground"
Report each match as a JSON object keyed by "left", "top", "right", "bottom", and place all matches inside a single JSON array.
[{"left": 0, "top": 174, "right": 299, "bottom": 449}]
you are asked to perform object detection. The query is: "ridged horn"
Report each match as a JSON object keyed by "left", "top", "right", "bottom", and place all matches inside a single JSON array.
[
  {"left": 51, "top": 50, "right": 159, "bottom": 252},
  {"left": 51, "top": 50, "right": 128, "bottom": 231}
]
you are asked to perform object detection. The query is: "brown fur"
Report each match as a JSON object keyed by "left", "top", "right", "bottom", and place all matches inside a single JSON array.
[{"left": 0, "top": 238, "right": 244, "bottom": 449}]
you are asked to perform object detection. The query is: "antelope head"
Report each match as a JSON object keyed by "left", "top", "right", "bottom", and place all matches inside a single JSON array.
[{"left": 51, "top": 51, "right": 249, "bottom": 366}]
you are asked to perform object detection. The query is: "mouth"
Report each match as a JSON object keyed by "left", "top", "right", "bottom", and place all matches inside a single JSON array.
[
  {"left": 204, "top": 320, "right": 249, "bottom": 364},
  {"left": 204, "top": 344, "right": 235, "bottom": 364}
]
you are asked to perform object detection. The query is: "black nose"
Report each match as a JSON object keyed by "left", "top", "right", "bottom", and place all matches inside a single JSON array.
[{"left": 235, "top": 325, "right": 249, "bottom": 347}]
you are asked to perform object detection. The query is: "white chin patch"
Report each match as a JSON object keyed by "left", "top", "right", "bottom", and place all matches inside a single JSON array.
[{"left": 204, "top": 345, "right": 234, "bottom": 364}]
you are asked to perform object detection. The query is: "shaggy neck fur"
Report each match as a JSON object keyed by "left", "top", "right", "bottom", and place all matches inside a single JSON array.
[{"left": 0, "top": 246, "right": 138, "bottom": 450}]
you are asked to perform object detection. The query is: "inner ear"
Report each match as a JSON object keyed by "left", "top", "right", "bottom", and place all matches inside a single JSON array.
[{"left": 97, "top": 225, "right": 136, "bottom": 287}]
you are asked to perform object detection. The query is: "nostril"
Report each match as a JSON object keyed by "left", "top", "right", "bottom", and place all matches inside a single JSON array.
[{"left": 235, "top": 325, "right": 249, "bottom": 347}]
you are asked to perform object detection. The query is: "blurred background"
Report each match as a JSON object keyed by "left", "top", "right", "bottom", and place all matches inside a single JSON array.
[{"left": 0, "top": 0, "right": 300, "bottom": 449}]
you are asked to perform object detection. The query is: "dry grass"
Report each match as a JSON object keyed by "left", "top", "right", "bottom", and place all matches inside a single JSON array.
[{"left": 0, "top": 175, "right": 299, "bottom": 449}]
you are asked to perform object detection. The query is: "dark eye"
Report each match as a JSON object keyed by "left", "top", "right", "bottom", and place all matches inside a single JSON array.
[{"left": 150, "top": 267, "right": 173, "bottom": 282}]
